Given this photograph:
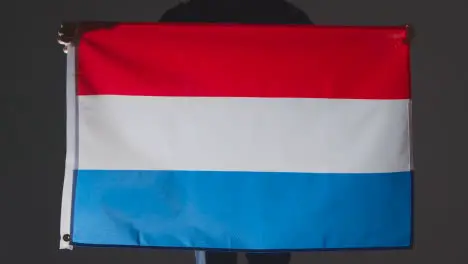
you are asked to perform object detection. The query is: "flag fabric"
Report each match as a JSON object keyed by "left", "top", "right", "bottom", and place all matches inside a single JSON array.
[{"left": 60, "top": 24, "right": 412, "bottom": 251}]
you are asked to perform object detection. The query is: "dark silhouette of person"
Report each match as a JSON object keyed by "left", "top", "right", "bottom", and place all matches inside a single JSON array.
[
  {"left": 57, "top": 1, "right": 312, "bottom": 263},
  {"left": 159, "top": 0, "right": 311, "bottom": 24}
]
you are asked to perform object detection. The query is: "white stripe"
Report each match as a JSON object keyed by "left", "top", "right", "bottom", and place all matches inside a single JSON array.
[
  {"left": 78, "top": 96, "right": 411, "bottom": 173},
  {"left": 408, "top": 100, "right": 414, "bottom": 170},
  {"left": 60, "top": 45, "right": 77, "bottom": 250}
]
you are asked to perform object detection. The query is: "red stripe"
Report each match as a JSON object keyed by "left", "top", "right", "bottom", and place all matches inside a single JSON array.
[{"left": 77, "top": 24, "right": 410, "bottom": 99}]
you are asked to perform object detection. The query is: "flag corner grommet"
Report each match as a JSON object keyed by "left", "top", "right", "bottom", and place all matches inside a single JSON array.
[{"left": 62, "top": 234, "right": 71, "bottom": 242}]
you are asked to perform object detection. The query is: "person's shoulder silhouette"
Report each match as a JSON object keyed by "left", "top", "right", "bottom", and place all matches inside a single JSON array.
[{"left": 159, "top": 0, "right": 312, "bottom": 24}]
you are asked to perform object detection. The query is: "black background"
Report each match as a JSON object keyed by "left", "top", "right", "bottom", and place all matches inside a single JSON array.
[{"left": 7, "top": 0, "right": 468, "bottom": 263}]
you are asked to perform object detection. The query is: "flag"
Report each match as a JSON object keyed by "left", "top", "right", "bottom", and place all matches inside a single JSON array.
[{"left": 60, "top": 23, "right": 412, "bottom": 251}]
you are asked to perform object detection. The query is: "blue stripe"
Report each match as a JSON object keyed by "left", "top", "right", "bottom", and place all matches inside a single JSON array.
[{"left": 71, "top": 170, "right": 412, "bottom": 250}]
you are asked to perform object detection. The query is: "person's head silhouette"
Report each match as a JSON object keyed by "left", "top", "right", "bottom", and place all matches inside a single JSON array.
[
  {"left": 160, "top": 0, "right": 312, "bottom": 24},
  {"left": 57, "top": 0, "right": 312, "bottom": 52}
]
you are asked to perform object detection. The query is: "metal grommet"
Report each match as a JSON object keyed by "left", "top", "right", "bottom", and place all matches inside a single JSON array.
[{"left": 63, "top": 234, "right": 71, "bottom": 242}]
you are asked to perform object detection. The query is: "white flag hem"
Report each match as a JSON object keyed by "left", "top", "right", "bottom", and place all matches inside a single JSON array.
[{"left": 59, "top": 44, "right": 77, "bottom": 250}]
